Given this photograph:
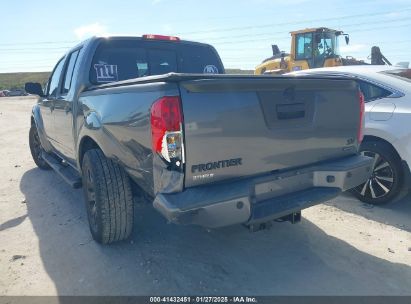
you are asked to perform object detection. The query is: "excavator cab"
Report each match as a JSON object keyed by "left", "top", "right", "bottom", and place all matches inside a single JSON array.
[
  {"left": 255, "top": 27, "right": 350, "bottom": 74},
  {"left": 291, "top": 28, "right": 346, "bottom": 71}
]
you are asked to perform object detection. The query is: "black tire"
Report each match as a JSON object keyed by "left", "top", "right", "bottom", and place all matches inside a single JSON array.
[
  {"left": 29, "top": 124, "right": 51, "bottom": 170},
  {"left": 351, "top": 140, "right": 404, "bottom": 204},
  {"left": 81, "top": 149, "right": 134, "bottom": 244}
]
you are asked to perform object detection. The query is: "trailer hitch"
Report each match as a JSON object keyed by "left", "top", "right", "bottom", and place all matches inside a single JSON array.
[
  {"left": 277, "top": 212, "right": 302, "bottom": 224},
  {"left": 246, "top": 212, "right": 302, "bottom": 232}
]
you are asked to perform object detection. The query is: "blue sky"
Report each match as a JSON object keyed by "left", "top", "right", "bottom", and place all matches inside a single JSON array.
[{"left": 0, "top": 0, "right": 410, "bottom": 73}]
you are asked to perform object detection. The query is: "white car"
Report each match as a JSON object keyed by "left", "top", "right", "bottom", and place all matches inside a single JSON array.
[{"left": 290, "top": 65, "right": 411, "bottom": 204}]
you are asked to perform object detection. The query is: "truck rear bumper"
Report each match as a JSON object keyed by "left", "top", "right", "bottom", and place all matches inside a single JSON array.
[{"left": 153, "top": 155, "right": 372, "bottom": 228}]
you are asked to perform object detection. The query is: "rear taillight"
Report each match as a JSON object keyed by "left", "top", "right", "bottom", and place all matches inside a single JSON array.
[
  {"left": 358, "top": 91, "right": 365, "bottom": 144},
  {"left": 150, "top": 96, "right": 184, "bottom": 166}
]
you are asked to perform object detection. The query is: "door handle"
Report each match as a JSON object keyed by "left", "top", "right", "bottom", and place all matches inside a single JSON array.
[{"left": 276, "top": 103, "right": 305, "bottom": 120}]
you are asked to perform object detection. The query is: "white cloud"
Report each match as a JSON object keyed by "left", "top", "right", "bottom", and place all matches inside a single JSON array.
[{"left": 74, "top": 22, "right": 108, "bottom": 39}]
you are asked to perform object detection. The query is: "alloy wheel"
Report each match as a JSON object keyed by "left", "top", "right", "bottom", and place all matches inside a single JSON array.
[{"left": 354, "top": 151, "right": 394, "bottom": 199}]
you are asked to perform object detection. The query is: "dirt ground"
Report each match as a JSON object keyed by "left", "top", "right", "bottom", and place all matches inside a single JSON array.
[{"left": 0, "top": 97, "right": 410, "bottom": 296}]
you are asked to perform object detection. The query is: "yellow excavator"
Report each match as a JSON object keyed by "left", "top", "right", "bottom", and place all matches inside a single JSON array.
[{"left": 255, "top": 27, "right": 366, "bottom": 75}]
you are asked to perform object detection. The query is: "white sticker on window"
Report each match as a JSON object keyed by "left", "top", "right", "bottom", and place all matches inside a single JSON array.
[
  {"left": 94, "top": 64, "right": 118, "bottom": 82},
  {"left": 203, "top": 65, "right": 219, "bottom": 74}
]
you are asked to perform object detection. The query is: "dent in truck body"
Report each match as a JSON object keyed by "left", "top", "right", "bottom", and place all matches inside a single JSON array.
[{"left": 76, "top": 82, "right": 185, "bottom": 196}]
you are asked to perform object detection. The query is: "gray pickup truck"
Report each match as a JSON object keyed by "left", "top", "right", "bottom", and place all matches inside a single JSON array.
[{"left": 25, "top": 35, "right": 372, "bottom": 244}]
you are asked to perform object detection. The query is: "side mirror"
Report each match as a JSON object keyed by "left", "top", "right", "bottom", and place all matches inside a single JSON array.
[
  {"left": 345, "top": 35, "right": 350, "bottom": 45},
  {"left": 25, "top": 82, "right": 44, "bottom": 97}
]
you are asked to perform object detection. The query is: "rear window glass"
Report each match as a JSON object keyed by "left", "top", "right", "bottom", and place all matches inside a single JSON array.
[
  {"left": 90, "top": 39, "right": 224, "bottom": 84},
  {"left": 178, "top": 46, "right": 223, "bottom": 74},
  {"left": 148, "top": 49, "right": 177, "bottom": 75},
  {"left": 381, "top": 69, "right": 411, "bottom": 83}
]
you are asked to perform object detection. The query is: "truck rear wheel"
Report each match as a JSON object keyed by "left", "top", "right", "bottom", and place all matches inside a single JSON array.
[
  {"left": 81, "top": 149, "right": 134, "bottom": 244},
  {"left": 29, "top": 124, "right": 51, "bottom": 170}
]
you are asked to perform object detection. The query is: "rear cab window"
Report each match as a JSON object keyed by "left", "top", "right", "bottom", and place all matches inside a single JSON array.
[
  {"left": 148, "top": 49, "right": 177, "bottom": 75},
  {"left": 90, "top": 39, "right": 224, "bottom": 84}
]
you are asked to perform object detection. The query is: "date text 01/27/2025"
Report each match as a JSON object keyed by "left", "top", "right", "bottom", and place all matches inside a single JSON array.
[{"left": 149, "top": 296, "right": 257, "bottom": 303}]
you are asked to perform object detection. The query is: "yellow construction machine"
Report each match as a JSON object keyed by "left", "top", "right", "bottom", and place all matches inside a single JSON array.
[{"left": 255, "top": 27, "right": 363, "bottom": 75}]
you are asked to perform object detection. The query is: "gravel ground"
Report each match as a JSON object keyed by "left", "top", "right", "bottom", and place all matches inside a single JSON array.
[{"left": 0, "top": 97, "right": 410, "bottom": 296}]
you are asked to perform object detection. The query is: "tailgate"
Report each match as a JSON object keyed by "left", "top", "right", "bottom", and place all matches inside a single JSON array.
[{"left": 180, "top": 77, "right": 360, "bottom": 187}]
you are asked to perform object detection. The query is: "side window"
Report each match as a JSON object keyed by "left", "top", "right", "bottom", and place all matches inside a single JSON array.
[
  {"left": 295, "top": 33, "right": 312, "bottom": 60},
  {"left": 314, "top": 33, "right": 333, "bottom": 57},
  {"left": 47, "top": 58, "right": 65, "bottom": 97},
  {"left": 358, "top": 80, "right": 392, "bottom": 102},
  {"left": 43, "top": 81, "right": 49, "bottom": 97},
  {"left": 61, "top": 49, "right": 80, "bottom": 95}
]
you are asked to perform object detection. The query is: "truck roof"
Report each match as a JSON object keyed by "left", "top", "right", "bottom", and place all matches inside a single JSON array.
[{"left": 78, "top": 35, "right": 214, "bottom": 48}]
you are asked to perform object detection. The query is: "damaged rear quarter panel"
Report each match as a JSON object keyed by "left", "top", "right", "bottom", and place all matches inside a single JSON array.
[{"left": 76, "top": 82, "right": 182, "bottom": 196}]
